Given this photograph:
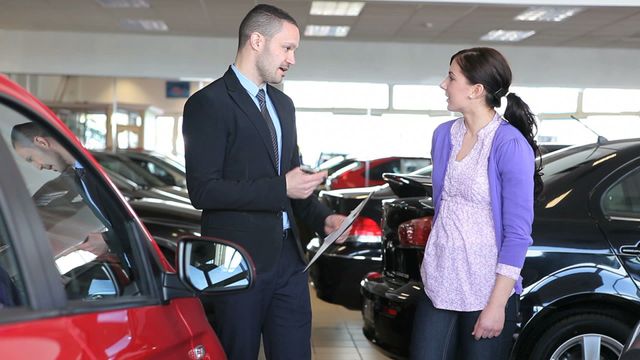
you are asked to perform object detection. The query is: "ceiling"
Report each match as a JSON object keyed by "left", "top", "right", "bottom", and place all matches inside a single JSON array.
[{"left": 1, "top": 0, "right": 640, "bottom": 48}]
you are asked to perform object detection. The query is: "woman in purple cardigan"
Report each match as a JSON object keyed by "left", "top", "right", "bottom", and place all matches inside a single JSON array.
[{"left": 410, "top": 47, "right": 543, "bottom": 360}]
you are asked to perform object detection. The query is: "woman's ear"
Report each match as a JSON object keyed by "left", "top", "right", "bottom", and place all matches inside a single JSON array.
[{"left": 471, "top": 83, "right": 486, "bottom": 99}]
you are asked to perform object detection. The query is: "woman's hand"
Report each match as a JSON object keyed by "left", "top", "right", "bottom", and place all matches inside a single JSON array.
[{"left": 471, "top": 302, "right": 505, "bottom": 340}]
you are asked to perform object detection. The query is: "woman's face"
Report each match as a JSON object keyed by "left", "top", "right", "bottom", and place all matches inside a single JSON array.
[{"left": 439, "top": 59, "right": 475, "bottom": 113}]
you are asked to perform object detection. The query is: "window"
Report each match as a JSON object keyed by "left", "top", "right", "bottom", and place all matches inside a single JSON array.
[
  {"left": 285, "top": 81, "right": 389, "bottom": 109},
  {"left": 368, "top": 159, "right": 400, "bottom": 180},
  {"left": 0, "top": 215, "right": 26, "bottom": 309},
  {"left": 602, "top": 167, "right": 640, "bottom": 217},
  {"left": 1, "top": 107, "right": 148, "bottom": 304}
]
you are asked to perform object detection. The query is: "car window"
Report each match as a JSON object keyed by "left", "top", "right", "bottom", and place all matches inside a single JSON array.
[
  {"left": 1, "top": 107, "right": 149, "bottom": 304},
  {"left": 0, "top": 215, "right": 26, "bottom": 309},
  {"left": 602, "top": 167, "right": 640, "bottom": 217},
  {"left": 369, "top": 160, "right": 400, "bottom": 179},
  {"left": 400, "top": 158, "right": 431, "bottom": 173}
]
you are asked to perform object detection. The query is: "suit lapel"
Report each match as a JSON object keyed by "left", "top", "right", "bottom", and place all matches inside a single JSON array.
[{"left": 223, "top": 68, "right": 279, "bottom": 172}]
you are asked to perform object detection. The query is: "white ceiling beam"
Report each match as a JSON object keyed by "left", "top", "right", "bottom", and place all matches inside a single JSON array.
[{"left": 364, "top": 0, "right": 640, "bottom": 6}]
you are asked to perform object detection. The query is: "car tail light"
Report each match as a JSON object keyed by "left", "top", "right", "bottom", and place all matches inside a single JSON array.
[
  {"left": 365, "top": 271, "right": 382, "bottom": 281},
  {"left": 350, "top": 216, "right": 382, "bottom": 236},
  {"left": 398, "top": 216, "right": 433, "bottom": 248},
  {"left": 383, "top": 306, "right": 398, "bottom": 317},
  {"left": 348, "top": 216, "right": 382, "bottom": 243}
]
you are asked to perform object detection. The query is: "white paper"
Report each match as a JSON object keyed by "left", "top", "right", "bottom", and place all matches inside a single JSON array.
[{"left": 304, "top": 191, "right": 374, "bottom": 272}]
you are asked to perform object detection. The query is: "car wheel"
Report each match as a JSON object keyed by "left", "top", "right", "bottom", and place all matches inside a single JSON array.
[{"left": 529, "top": 313, "right": 629, "bottom": 360}]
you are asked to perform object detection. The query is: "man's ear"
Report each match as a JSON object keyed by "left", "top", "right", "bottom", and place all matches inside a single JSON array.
[
  {"left": 33, "top": 135, "right": 50, "bottom": 149},
  {"left": 249, "top": 32, "right": 264, "bottom": 51}
]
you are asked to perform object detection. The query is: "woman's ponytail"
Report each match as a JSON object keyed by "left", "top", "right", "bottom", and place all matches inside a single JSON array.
[{"left": 504, "top": 93, "right": 544, "bottom": 197}]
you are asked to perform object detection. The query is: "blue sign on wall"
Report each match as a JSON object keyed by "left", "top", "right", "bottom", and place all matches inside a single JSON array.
[{"left": 166, "top": 81, "right": 190, "bottom": 98}]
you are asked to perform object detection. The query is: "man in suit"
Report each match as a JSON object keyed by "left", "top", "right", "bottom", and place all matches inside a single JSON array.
[{"left": 182, "top": 4, "right": 348, "bottom": 359}]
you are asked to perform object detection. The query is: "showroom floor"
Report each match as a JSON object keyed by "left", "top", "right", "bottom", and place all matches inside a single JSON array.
[{"left": 258, "top": 285, "right": 392, "bottom": 360}]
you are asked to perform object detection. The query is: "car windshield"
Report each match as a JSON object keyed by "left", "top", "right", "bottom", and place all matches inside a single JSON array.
[
  {"left": 409, "top": 165, "right": 432, "bottom": 176},
  {"left": 94, "top": 155, "right": 166, "bottom": 188}
]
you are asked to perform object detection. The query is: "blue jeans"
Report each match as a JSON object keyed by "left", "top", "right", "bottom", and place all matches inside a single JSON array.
[{"left": 409, "top": 292, "right": 518, "bottom": 360}]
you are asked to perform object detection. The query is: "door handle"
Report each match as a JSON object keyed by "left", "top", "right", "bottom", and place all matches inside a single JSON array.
[{"left": 620, "top": 242, "right": 640, "bottom": 256}]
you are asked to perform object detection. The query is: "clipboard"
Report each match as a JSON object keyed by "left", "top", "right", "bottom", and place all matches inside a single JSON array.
[{"left": 304, "top": 191, "right": 374, "bottom": 272}]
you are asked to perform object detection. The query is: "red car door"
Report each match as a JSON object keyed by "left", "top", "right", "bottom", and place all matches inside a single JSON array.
[{"left": 0, "top": 76, "right": 224, "bottom": 359}]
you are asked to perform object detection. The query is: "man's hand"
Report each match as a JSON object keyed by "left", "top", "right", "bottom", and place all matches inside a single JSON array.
[
  {"left": 324, "top": 214, "right": 350, "bottom": 244},
  {"left": 286, "top": 167, "right": 327, "bottom": 199}
]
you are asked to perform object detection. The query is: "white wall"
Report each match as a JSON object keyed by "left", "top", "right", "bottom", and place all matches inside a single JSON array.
[{"left": 2, "top": 29, "right": 640, "bottom": 88}]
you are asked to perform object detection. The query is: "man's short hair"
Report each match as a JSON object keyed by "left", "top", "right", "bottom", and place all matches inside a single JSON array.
[
  {"left": 11, "top": 122, "right": 47, "bottom": 149},
  {"left": 238, "top": 4, "right": 298, "bottom": 50}
]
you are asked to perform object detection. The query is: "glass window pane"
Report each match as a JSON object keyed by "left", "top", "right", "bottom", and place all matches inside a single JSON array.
[
  {"left": 0, "top": 214, "right": 27, "bottom": 309},
  {"left": 296, "top": 112, "right": 451, "bottom": 163},
  {"left": 583, "top": 88, "right": 640, "bottom": 112},
  {"left": 537, "top": 118, "right": 596, "bottom": 145},
  {"left": 392, "top": 85, "right": 448, "bottom": 111},
  {"left": 584, "top": 115, "right": 640, "bottom": 141},
  {"left": 2, "top": 111, "right": 147, "bottom": 303},
  {"left": 511, "top": 87, "right": 580, "bottom": 114},
  {"left": 284, "top": 81, "right": 388, "bottom": 109},
  {"left": 602, "top": 167, "right": 640, "bottom": 216}
]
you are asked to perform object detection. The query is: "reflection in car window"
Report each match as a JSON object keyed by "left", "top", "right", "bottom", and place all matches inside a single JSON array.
[
  {"left": 603, "top": 167, "right": 640, "bottom": 217},
  {"left": 1, "top": 110, "right": 146, "bottom": 303}
]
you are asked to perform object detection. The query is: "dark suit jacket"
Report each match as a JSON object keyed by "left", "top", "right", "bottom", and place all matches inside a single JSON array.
[{"left": 183, "top": 67, "right": 331, "bottom": 273}]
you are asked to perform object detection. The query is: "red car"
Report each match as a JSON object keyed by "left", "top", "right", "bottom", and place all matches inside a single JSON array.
[
  {"left": 0, "top": 75, "right": 255, "bottom": 359},
  {"left": 325, "top": 156, "right": 431, "bottom": 190}
]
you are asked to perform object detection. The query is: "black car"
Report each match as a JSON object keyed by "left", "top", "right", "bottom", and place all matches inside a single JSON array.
[
  {"left": 127, "top": 197, "right": 201, "bottom": 265},
  {"left": 361, "top": 139, "right": 640, "bottom": 360},
  {"left": 91, "top": 151, "right": 190, "bottom": 202},
  {"left": 307, "top": 167, "right": 432, "bottom": 310},
  {"left": 117, "top": 150, "right": 187, "bottom": 188},
  {"left": 621, "top": 320, "right": 640, "bottom": 360},
  {"left": 103, "top": 168, "right": 192, "bottom": 205}
]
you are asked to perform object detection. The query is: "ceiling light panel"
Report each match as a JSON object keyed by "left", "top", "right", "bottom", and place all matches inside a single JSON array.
[
  {"left": 304, "top": 25, "right": 350, "bottom": 37},
  {"left": 310, "top": 1, "right": 365, "bottom": 16},
  {"left": 480, "top": 30, "right": 535, "bottom": 42},
  {"left": 515, "top": 7, "right": 582, "bottom": 22},
  {"left": 96, "top": 0, "right": 150, "bottom": 8},
  {"left": 120, "top": 19, "right": 168, "bottom": 32}
]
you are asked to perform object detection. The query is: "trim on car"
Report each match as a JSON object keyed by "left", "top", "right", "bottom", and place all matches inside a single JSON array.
[{"left": 608, "top": 216, "right": 640, "bottom": 222}]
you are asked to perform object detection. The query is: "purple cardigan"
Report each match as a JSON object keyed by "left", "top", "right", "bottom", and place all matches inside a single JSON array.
[{"left": 430, "top": 117, "right": 534, "bottom": 293}]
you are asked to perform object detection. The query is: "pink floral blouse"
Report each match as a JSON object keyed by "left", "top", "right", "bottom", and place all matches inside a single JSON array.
[{"left": 421, "top": 115, "right": 521, "bottom": 311}]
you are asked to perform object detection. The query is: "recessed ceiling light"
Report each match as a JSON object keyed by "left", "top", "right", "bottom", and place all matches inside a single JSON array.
[
  {"left": 304, "top": 25, "right": 350, "bottom": 37},
  {"left": 96, "top": 0, "right": 150, "bottom": 8},
  {"left": 515, "top": 6, "right": 582, "bottom": 22},
  {"left": 310, "top": 1, "right": 364, "bottom": 16},
  {"left": 120, "top": 19, "right": 168, "bottom": 32},
  {"left": 480, "top": 30, "right": 535, "bottom": 42}
]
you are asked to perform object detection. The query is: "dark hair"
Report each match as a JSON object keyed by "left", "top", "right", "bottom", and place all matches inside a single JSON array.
[
  {"left": 238, "top": 4, "right": 298, "bottom": 50},
  {"left": 11, "top": 121, "right": 47, "bottom": 149},
  {"left": 451, "top": 47, "right": 543, "bottom": 196}
]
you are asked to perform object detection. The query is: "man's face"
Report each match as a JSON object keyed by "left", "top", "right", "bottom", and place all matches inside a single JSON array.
[
  {"left": 256, "top": 21, "right": 299, "bottom": 84},
  {"left": 15, "top": 142, "right": 68, "bottom": 173}
]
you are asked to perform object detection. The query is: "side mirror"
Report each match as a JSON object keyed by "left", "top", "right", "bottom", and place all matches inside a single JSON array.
[{"left": 177, "top": 236, "right": 255, "bottom": 294}]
